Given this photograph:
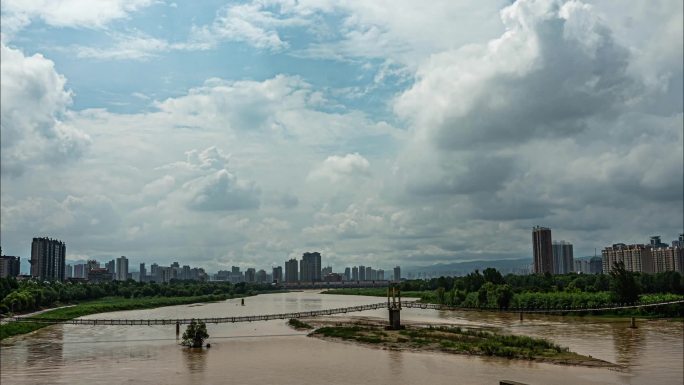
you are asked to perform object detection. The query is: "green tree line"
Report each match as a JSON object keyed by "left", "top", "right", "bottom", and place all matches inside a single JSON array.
[
  {"left": 0, "top": 278, "right": 277, "bottom": 315},
  {"left": 402, "top": 265, "right": 683, "bottom": 315}
]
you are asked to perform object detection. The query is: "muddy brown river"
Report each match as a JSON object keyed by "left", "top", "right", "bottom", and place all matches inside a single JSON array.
[{"left": 1, "top": 291, "right": 682, "bottom": 384}]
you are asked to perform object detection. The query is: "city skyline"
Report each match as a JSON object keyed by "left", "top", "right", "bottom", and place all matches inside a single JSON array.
[{"left": 1, "top": 0, "right": 682, "bottom": 275}]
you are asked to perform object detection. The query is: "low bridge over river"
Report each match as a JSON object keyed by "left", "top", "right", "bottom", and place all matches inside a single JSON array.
[{"left": 6, "top": 300, "right": 683, "bottom": 326}]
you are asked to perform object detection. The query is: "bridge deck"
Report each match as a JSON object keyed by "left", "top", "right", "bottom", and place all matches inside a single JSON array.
[{"left": 5, "top": 300, "right": 682, "bottom": 326}]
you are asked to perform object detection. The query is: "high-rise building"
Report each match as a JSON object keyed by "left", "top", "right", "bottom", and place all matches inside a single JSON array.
[
  {"left": 532, "top": 226, "right": 553, "bottom": 274},
  {"left": 352, "top": 266, "right": 359, "bottom": 281},
  {"left": 73, "top": 264, "right": 86, "bottom": 278},
  {"left": 365, "top": 266, "right": 372, "bottom": 281},
  {"left": 358, "top": 265, "right": 366, "bottom": 281},
  {"left": 0, "top": 255, "right": 20, "bottom": 278},
  {"left": 344, "top": 267, "right": 351, "bottom": 281},
  {"left": 256, "top": 269, "right": 267, "bottom": 283},
  {"left": 30, "top": 237, "right": 66, "bottom": 281},
  {"left": 573, "top": 259, "right": 590, "bottom": 274},
  {"left": 377, "top": 269, "right": 384, "bottom": 280},
  {"left": 299, "top": 252, "right": 322, "bottom": 282},
  {"left": 552, "top": 241, "right": 574, "bottom": 275},
  {"left": 105, "top": 260, "right": 116, "bottom": 275},
  {"left": 139, "top": 263, "right": 147, "bottom": 282},
  {"left": 245, "top": 268, "right": 256, "bottom": 283},
  {"left": 322, "top": 266, "right": 333, "bottom": 276},
  {"left": 150, "top": 263, "right": 159, "bottom": 282},
  {"left": 589, "top": 257, "right": 603, "bottom": 274},
  {"left": 393, "top": 266, "right": 401, "bottom": 282},
  {"left": 602, "top": 244, "right": 654, "bottom": 273},
  {"left": 272, "top": 266, "right": 283, "bottom": 283},
  {"left": 116, "top": 256, "right": 129, "bottom": 281},
  {"left": 285, "top": 259, "right": 298, "bottom": 282},
  {"left": 65, "top": 264, "right": 73, "bottom": 278}
]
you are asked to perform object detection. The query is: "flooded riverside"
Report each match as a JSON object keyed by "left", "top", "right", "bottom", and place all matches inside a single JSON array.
[{"left": 1, "top": 291, "right": 682, "bottom": 385}]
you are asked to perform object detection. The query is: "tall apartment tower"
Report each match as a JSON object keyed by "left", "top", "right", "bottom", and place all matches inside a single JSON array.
[
  {"left": 552, "top": 241, "right": 574, "bottom": 274},
  {"left": 393, "top": 266, "right": 401, "bottom": 282},
  {"left": 352, "top": 266, "right": 359, "bottom": 281},
  {"left": 139, "top": 263, "right": 147, "bottom": 282},
  {"left": 300, "top": 252, "right": 322, "bottom": 282},
  {"left": 116, "top": 256, "right": 129, "bottom": 281},
  {"left": 30, "top": 237, "right": 66, "bottom": 281},
  {"left": 532, "top": 226, "right": 553, "bottom": 274},
  {"left": 272, "top": 266, "right": 283, "bottom": 283},
  {"left": 358, "top": 265, "right": 366, "bottom": 281},
  {"left": 0, "top": 255, "right": 21, "bottom": 278},
  {"left": 285, "top": 259, "right": 298, "bottom": 282}
]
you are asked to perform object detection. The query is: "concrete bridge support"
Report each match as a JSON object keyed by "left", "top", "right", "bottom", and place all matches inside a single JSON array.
[{"left": 386, "top": 286, "right": 403, "bottom": 330}]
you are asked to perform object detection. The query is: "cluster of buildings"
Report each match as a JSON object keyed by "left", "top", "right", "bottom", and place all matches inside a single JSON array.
[
  {"left": 67, "top": 257, "right": 208, "bottom": 283},
  {"left": 532, "top": 227, "right": 684, "bottom": 275},
  {"left": 214, "top": 251, "right": 402, "bottom": 284},
  {"left": 601, "top": 234, "right": 684, "bottom": 274},
  {"left": 532, "top": 226, "right": 597, "bottom": 275}
]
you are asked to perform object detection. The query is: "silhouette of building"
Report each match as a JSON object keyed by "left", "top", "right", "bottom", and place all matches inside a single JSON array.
[
  {"left": 393, "top": 266, "right": 401, "bottom": 282},
  {"left": 0, "top": 255, "right": 20, "bottom": 278},
  {"left": 589, "top": 257, "right": 603, "bottom": 274},
  {"left": 552, "top": 241, "right": 574, "bottom": 274},
  {"left": 272, "top": 266, "right": 283, "bottom": 283},
  {"left": 88, "top": 268, "right": 113, "bottom": 283},
  {"left": 139, "top": 263, "right": 147, "bottom": 282},
  {"left": 30, "top": 237, "right": 66, "bottom": 281},
  {"left": 352, "top": 266, "right": 359, "bottom": 281},
  {"left": 65, "top": 264, "right": 73, "bottom": 278},
  {"left": 358, "top": 265, "right": 366, "bottom": 281},
  {"left": 285, "top": 259, "right": 298, "bottom": 282},
  {"left": 245, "top": 268, "right": 256, "bottom": 283},
  {"left": 344, "top": 267, "right": 351, "bottom": 281},
  {"left": 532, "top": 226, "right": 553, "bottom": 274},
  {"left": 300, "top": 252, "right": 321, "bottom": 282},
  {"left": 116, "top": 256, "right": 129, "bottom": 281},
  {"left": 105, "top": 260, "right": 115, "bottom": 275}
]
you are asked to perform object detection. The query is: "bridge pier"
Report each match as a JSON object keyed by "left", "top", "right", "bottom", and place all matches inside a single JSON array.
[
  {"left": 386, "top": 286, "right": 403, "bottom": 330},
  {"left": 176, "top": 322, "right": 180, "bottom": 339},
  {"left": 630, "top": 317, "right": 637, "bottom": 329}
]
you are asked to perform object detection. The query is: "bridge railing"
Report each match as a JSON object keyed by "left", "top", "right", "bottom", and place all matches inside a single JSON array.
[{"left": 5, "top": 300, "right": 682, "bottom": 326}]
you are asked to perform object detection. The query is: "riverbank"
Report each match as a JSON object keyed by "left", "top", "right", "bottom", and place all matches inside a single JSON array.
[
  {"left": 0, "top": 294, "right": 234, "bottom": 340},
  {"left": 321, "top": 288, "right": 683, "bottom": 317},
  {"left": 298, "top": 318, "right": 619, "bottom": 369}
]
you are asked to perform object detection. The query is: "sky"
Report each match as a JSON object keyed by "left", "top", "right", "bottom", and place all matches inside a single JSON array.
[{"left": 1, "top": 0, "right": 682, "bottom": 273}]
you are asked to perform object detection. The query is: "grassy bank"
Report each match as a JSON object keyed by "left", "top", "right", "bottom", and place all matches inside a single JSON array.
[
  {"left": 0, "top": 294, "right": 231, "bottom": 340},
  {"left": 287, "top": 318, "right": 313, "bottom": 330},
  {"left": 311, "top": 324, "right": 616, "bottom": 367}
]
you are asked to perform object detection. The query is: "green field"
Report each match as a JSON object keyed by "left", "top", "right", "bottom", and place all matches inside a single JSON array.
[{"left": 0, "top": 294, "right": 229, "bottom": 340}]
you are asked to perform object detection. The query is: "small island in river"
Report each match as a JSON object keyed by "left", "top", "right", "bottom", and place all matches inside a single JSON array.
[{"left": 291, "top": 318, "right": 620, "bottom": 369}]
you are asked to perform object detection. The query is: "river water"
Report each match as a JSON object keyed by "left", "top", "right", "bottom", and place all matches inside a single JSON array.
[{"left": 1, "top": 291, "right": 682, "bottom": 385}]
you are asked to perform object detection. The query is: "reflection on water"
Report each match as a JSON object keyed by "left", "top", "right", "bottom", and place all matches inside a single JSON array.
[
  {"left": 183, "top": 348, "right": 208, "bottom": 373},
  {"left": 611, "top": 322, "right": 645, "bottom": 368},
  {"left": 1, "top": 291, "right": 682, "bottom": 385}
]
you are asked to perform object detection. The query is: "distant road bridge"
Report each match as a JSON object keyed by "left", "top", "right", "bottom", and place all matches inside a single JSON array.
[{"left": 5, "top": 300, "right": 682, "bottom": 326}]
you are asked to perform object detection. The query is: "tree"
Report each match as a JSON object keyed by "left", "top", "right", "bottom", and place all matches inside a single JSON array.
[
  {"left": 435, "top": 287, "right": 446, "bottom": 304},
  {"left": 181, "top": 320, "right": 209, "bottom": 348},
  {"left": 483, "top": 268, "right": 504, "bottom": 285},
  {"left": 609, "top": 261, "right": 640, "bottom": 304}
]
